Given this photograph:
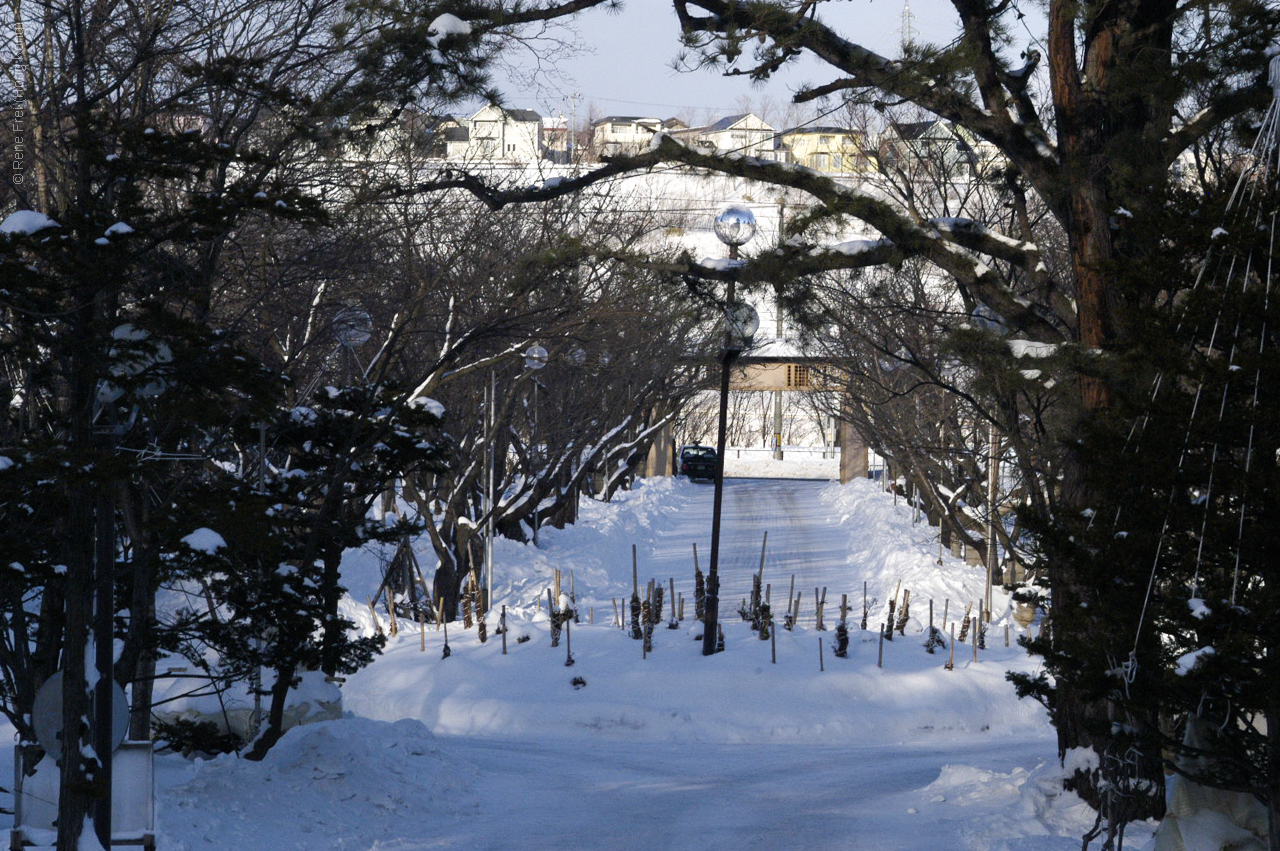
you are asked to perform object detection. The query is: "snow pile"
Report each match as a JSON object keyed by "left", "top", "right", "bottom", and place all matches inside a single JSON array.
[
  {"left": 158, "top": 718, "right": 473, "bottom": 851},
  {"left": 0, "top": 210, "right": 59, "bottom": 235}
]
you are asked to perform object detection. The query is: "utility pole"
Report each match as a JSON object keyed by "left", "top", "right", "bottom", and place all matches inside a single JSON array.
[
  {"left": 772, "top": 198, "right": 786, "bottom": 460},
  {"left": 568, "top": 92, "right": 580, "bottom": 163}
]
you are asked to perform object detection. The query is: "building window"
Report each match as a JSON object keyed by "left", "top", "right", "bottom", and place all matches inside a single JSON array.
[{"left": 786, "top": 364, "right": 810, "bottom": 388}]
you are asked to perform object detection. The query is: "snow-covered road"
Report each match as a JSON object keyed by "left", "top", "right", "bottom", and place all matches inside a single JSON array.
[
  {"left": 423, "top": 735, "right": 1067, "bottom": 851},
  {"left": 649, "top": 478, "right": 861, "bottom": 624}
]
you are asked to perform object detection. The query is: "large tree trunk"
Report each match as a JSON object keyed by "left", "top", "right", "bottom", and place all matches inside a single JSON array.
[
  {"left": 243, "top": 662, "right": 296, "bottom": 762},
  {"left": 1044, "top": 0, "right": 1175, "bottom": 822},
  {"left": 56, "top": 498, "right": 95, "bottom": 851}
]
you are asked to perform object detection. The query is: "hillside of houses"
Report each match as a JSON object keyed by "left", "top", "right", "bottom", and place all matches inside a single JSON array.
[{"left": 414, "top": 104, "right": 1005, "bottom": 178}]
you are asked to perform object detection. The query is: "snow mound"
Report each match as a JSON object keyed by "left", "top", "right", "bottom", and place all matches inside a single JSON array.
[
  {"left": 161, "top": 718, "right": 476, "bottom": 851},
  {"left": 1, "top": 210, "right": 59, "bottom": 235}
]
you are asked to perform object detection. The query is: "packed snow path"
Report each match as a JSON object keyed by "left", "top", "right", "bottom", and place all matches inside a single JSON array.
[{"left": 649, "top": 477, "right": 861, "bottom": 619}]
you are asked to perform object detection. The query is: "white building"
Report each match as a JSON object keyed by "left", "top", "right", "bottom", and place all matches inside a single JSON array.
[
  {"left": 463, "top": 105, "right": 544, "bottom": 162},
  {"left": 677, "top": 113, "right": 776, "bottom": 157},
  {"left": 590, "top": 116, "right": 687, "bottom": 159}
]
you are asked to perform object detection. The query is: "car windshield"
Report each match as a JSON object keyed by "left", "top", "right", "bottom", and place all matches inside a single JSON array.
[{"left": 682, "top": 447, "right": 715, "bottom": 458}]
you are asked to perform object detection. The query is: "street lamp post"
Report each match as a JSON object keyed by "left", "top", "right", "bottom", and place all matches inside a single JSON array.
[
  {"left": 483, "top": 345, "right": 550, "bottom": 610},
  {"left": 702, "top": 207, "right": 758, "bottom": 657},
  {"left": 524, "top": 345, "right": 549, "bottom": 547}
]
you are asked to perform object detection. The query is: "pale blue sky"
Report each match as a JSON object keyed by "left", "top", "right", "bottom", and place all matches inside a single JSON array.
[{"left": 495, "top": 0, "right": 1035, "bottom": 124}]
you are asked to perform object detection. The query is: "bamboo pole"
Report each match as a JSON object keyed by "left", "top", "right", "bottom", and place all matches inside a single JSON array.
[{"left": 758, "top": 531, "right": 768, "bottom": 581}]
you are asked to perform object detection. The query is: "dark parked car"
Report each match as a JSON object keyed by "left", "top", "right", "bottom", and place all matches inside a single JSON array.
[{"left": 679, "top": 445, "right": 718, "bottom": 481}]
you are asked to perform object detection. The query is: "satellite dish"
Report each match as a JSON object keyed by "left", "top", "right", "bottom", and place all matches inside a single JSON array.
[{"left": 32, "top": 672, "right": 129, "bottom": 759}]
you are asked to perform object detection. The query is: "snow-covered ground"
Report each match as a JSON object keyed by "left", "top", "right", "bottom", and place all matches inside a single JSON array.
[
  {"left": 721, "top": 445, "right": 840, "bottom": 479},
  {"left": 3, "top": 475, "right": 1158, "bottom": 850}
]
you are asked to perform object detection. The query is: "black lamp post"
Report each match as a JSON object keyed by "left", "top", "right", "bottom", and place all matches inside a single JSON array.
[{"left": 702, "top": 206, "right": 758, "bottom": 656}]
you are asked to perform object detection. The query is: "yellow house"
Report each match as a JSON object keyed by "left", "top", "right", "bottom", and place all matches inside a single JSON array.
[{"left": 777, "top": 126, "right": 875, "bottom": 174}]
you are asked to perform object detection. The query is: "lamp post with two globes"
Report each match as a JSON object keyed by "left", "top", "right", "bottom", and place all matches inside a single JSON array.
[{"left": 702, "top": 207, "right": 759, "bottom": 656}]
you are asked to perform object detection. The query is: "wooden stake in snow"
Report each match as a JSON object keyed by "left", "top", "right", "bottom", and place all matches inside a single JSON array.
[
  {"left": 668, "top": 577, "right": 679, "bottom": 629},
  {"left": 971, "top": 617, "right": 979, "bottom": 662},
  {"left": 419, "top": 608, "right": 426, "bottom": 653},
  {"left": 895, "top": 589, "right": 911, "bottom": 635},
  {"left": 819, "top": 636, "right": 825, "bottom": 672},
  {"left": 564, "top": 618, "right": 574, "bottom": 667},
  {"left": 1005, "top": 623, "right": 1010, "bottom": 647},
  {"left": 945, "top": 624, "right": 954, "bottom": 670},
  {"left": 770, "top": 619, "right": 776, "bottom": 664},
  {"left": 441, "top": 617, "right": 451, "bottom": 659},
  {"left": 839, "top": 593, "right": 849, "bottom": 626},
  {"left": 877, "top": 623, "right": 884, "bottom": 668},
  {"left": 629, "top": 545, "right": 642, "bottom": 640},
  {"left": 861, "top": 581, "right": 868, "bottom": 630},
  {"left": 501, "top": 606, "right": 508, "bottom": 655},
  {"left": 548, "top": 588, "right": 560, "bottom": 647}
]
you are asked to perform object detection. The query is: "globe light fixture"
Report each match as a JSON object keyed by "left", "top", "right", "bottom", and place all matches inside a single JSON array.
[
  {"left": 333, "top": 306, "right": 373, "bottom": 348},
  {"left": 724, "top": 302, "right": 760, "bottom": 351},
  {"left": 713, "top": 205, "right": 757, "bottom": 248},
  {"left": 524, "top": 344, "right": 549, "bottom": 370}
]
